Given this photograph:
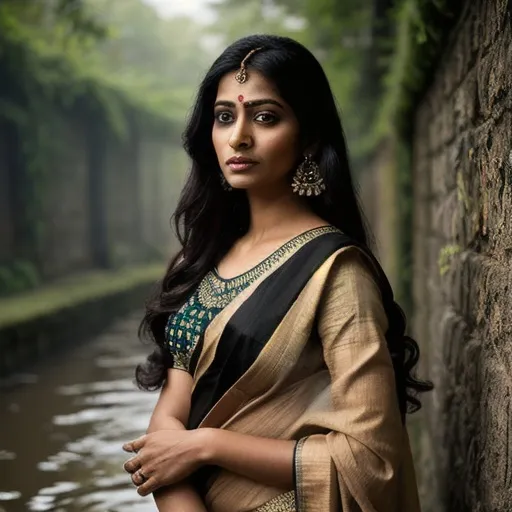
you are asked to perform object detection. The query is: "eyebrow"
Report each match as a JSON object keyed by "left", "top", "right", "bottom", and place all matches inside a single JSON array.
[{"left": 214, "top": 98, "right": 285, "bottom": 109}]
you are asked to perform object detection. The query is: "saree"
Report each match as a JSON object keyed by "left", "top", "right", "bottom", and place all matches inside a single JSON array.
[{"left": 188, "top": 230, "right": 421, "bottom": 512}]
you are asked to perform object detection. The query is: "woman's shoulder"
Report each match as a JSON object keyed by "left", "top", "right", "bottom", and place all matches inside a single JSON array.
[
  {"left": 321, "top": 242, "right": 381, "bottom": 286},
  {"left": 316, "top": 244, "right": 389, "bottom": 340},
  {"left": 318, "top": 243, "right": 385, "bottom": 311}
]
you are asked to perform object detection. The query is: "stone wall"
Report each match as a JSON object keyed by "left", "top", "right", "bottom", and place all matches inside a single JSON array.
[
  {"left": 0, "top": 109, "right": 184, "bottom": 286},
  {"left": 104, "top": 124, "right": 144, "bottom": 267},
  {"left": 139, "top": 137, "right": 187, "bottom": 258},
  {"left": 39, "top": 112, "right": 92, "bottom": 277},
  {"left": 411, "top": 1, "right": 512, "bottom": 511}
]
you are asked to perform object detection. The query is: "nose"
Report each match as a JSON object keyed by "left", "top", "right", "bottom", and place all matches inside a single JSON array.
[{"left": 228, "top": 118, "right": 253, "bottom": 150}]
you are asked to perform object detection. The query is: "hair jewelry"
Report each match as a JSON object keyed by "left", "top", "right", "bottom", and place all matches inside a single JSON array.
[{"left": 235, "top": 47, "right": 263, "bottom": 84}]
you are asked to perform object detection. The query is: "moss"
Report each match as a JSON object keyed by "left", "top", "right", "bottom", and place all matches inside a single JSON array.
[
  {"left": 377, "top": 0, "right": 464, "bottom": 141},
  {"left": 370, "top": 0, "right": 464, "bottom": 308},
  {"left": 0, "top": 261, "right": 40, "bottom": 297},
  {"left": 438, "top": 244, "right": 462, "bottom": 277},
  {"left": 0, "top": 264, "right": 164, "bottom": 328}
]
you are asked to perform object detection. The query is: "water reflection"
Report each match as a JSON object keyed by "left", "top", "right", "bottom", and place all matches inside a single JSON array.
[{"left": 0, "top": 314, "right": 158, "bottom": 511}]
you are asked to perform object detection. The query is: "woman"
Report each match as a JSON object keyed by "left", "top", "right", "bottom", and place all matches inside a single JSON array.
[{"left": 122, "top": 34, "right": 432, "bottom": 512}]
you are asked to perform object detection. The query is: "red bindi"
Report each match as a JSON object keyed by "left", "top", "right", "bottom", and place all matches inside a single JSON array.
[{"left": 238, "top": 95, "right": 244, "bottom": 102}]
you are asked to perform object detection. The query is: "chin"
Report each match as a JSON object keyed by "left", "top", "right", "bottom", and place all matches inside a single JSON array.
[{"left": 227, "top": 176, "right": 258, "bottom": 190}]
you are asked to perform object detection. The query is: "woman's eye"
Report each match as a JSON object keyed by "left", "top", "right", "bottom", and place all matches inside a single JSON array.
[
  {"left": 254, "top": 112, "right": 278, "bottom": 124},
  {"left": 215, "top": 111, "right": 234, "bottom": 124}
]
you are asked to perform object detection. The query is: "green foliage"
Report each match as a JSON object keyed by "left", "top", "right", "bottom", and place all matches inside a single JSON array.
[
  {"left": 378, "top": 0, "right": 463, "bottom": 308},
  {"left": 0, "top": 0, "right": 210, "bottom": 295},
  {"left": 0, "top": 0, "right": 209, "bottom": 134},
  {"left": 0, "top": 260, "right": 40, "bottom": 297},
  {"left": 377, "top": 0, "right": 462, "bottom": 140},
  {"left": 86, "top": 0, "right": 212, "bottom": 122},
  {"left": 208, "top": 0, "right": 308, "bottom": 43}
]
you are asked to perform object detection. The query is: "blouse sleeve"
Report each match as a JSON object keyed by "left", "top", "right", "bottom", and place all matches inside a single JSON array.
[
  {"left": 165, "top": 313, "right": 194, "bottom": 373},
  {"left": 294, "top": 246, "right": 415, "bottom": 512}
]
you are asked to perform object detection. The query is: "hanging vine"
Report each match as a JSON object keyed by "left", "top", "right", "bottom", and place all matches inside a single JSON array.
[{"left": 0, "top": 1, "right": 181, "bottom": 296}]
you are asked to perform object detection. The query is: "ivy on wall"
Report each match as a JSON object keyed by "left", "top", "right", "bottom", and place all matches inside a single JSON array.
[
  {"left": 374, "top": 0, "right": 464, "bottom": 311},
  {"left": 0, "top": 1, "right": 182, "bottom": 296}
]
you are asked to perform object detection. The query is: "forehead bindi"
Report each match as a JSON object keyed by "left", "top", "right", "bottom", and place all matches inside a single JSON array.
[{"left": 238, "top": 95, "right": 244, "bottom": 102}]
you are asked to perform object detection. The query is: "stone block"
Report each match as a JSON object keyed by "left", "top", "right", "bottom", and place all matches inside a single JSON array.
[
  {"left": 39, "top": 112, "right": 92, "bottom": 278},
  {"left": 453, "top": 70, "right": 478, "bottom": 132}
]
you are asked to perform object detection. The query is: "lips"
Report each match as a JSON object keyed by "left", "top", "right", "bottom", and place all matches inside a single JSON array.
[
  {"left": 226, "top": 156, "right": 258, "bottom": 165},
  {"left": 226, "top": 156, "right": 259, "bottom": 172}
]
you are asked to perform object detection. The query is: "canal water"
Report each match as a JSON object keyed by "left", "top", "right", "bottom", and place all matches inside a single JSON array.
[{"left": 0, "top": 313, "right": 159, "bottom": 511}]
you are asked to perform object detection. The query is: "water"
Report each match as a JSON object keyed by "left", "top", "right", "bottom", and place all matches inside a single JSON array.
[{"left": 0, "top": 313, "right": 159, "bottom": 511}]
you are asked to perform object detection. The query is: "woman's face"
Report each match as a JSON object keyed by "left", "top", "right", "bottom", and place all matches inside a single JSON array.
[{"left": 212, "top": 70, "right": 301, "bottom": 194}]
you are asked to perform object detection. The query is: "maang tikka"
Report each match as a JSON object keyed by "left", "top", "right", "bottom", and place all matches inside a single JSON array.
[
  {"left": 292, "top": 155, "right": 326, "bottom": 197},
  {"left": 235, "top": 47, "right": 263, "bottom": 84}
]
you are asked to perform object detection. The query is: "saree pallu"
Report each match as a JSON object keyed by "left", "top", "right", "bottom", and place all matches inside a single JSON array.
[{"left": 188, "top": 232, "right": 421, "bottom": 512}]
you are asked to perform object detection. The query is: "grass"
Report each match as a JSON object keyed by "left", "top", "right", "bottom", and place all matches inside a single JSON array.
[{"left": 0, "top": 263, "right": 165, "bottom": 328}]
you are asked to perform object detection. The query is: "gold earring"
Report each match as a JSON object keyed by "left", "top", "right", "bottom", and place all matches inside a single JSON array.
[
  {"left": 292, "top": 155, "right": 326, "bottom": 196},
  {"left": 220, "top": 173, "right": 232, "bottom": 192}
]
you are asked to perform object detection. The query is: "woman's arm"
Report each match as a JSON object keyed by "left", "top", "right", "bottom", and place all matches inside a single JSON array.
[
  {"left": 198, "top": 428, "right": 296, "bottom": 488},
  {"left": 132, "top": 368, "right": 206, "bottom": 512}
]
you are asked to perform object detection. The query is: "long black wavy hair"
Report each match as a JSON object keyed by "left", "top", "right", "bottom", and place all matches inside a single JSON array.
[{"left": 136, "top": 34, "right": 432, "bottom": 414}]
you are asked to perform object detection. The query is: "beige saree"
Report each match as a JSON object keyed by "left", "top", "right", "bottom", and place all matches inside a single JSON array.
[{"left": 188, "top": 230, "right": 421, "bottom": 512}]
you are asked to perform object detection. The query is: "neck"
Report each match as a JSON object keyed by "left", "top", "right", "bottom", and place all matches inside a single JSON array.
[{"left": 244, "top": 185, "right": 312, "bottom": 242}]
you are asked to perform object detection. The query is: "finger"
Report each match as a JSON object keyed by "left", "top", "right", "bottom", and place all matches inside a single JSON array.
[
  {"left": 123, "top": 456, "right": 141, "bottom": 474},
  {"left": 123, "top": 435, "right": 146, "bottom": 453},
  {"left": 122, "top": 441, "right": 134, "bottom": 453},
  {"left": 131, "top": 435, "right": 147, "bottom": 453},
  {"left": 131, "top": 469, "right": 146, "bottom": 487},
  {"left": 137, "top": 476, "right": 159, "bottom": 497}
]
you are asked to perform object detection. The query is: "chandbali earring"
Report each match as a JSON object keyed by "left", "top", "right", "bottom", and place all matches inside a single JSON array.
[
  {"left": 291, "top": 154, "right": 326, "bottom": 197},
  {"left": 219, "top": 173, "right": 232, "bottom": 192}
]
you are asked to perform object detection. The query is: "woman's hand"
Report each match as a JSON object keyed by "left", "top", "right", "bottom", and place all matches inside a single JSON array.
[{"left": 122, "top": 428, "right": 208, "bottom": 497}]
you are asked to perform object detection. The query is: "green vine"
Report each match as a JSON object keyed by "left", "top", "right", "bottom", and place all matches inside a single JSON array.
[
  {"left": 372, "top": 0, "right": 464, "bottom": 309},
  {"left": 0, "top": 3, "right": 181, "bottom": 140},
  {"left": 0, "top": 1, "right": 182, "bottom": 296},
  {"left": 374, "top": 0, "right": 463, "bottom": 141}
]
